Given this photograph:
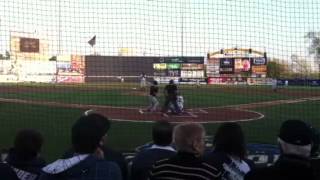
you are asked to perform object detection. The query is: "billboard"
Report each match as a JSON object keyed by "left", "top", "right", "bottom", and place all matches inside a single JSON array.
[
  {"left": 235, "top": 58, "right": 251, "bottom": 72},
  {"left": 219, "top": 58, "right": 234, "bottom": 74},
  {"left": 207, "top": 58, "right": 220, "bottom": 76},
  {"left": 153, "top": 63, "right": 167, "bottom": 70},
  {"left": 181, "top": 64, "right": 204, "bottom": 70},
  {"left": 252, "top": 65, "right": 267, "bottom": 74},
  {"left": 71, "top": 55, "right": 85, "bottom": 73},
  {"left": 167, "top": 70, "right": 180, "bottom": 77},
  {"left": 252, "top": 57, "right": 267, "bottom": 65},
  {"left": 155, "top": 57, "right": 204, "bottom": 64},
  {"left": 167, "top": 63, "right": 181, "bottom": 69},
  {"left": 20, "top": 38, "right": 40, "bottom": 53},
  {"left": 181, "top": 70, "right": 204, "bottom": 78}
]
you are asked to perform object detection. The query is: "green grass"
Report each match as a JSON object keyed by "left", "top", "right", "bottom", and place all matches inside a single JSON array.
[
  {"left": 0, "top": 83, "right": 319, "bottom": 162},
  {"left": 0, "top": 84, "right": 305, "bottom": 108}
]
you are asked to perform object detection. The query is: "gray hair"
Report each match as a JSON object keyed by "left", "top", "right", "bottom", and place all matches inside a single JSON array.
[
  {"left": 278, "top": 138, "right": 312, "bottom": 157},
  {"left": 173, "top": 123, "right": 205, "bottom": 153}
]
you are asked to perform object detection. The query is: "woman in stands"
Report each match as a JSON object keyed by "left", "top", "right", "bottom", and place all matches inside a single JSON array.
[{"left": 204, "top": 123, "right": 254, "bottom": 180}]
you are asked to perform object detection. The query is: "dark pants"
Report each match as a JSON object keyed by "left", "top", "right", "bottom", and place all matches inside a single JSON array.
[{"left": 162, "top": 95, "right": 181, "bottom": 114}]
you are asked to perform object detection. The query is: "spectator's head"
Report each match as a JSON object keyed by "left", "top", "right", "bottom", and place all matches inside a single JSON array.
[
  {"left": 153, "top": 80, "right": 158, "bottom": 86},
  {"left": 14, "top": 129, "right": 43, "bottom": 161},
  {"left": 72, "top": 111, "right": 110, "bottom": 154},
  {"left": 169, "top": 79, "right": 174, "bottom": 84},
  {"left": 173, "top": 123, "right": 206, "bottom": 156},
  {"left": 213, "top": 123, "right": 246, "bottom": 160},
  {"left": 278, "top": 120, "right": 313, "bottom": 157},
  {"left": 152, "top": 121, "right": 173, "bottom": 146}
]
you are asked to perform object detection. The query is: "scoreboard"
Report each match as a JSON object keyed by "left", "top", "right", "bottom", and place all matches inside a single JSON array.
[{"left": 153, "top": 57, "right": 205, "bottom": 80}]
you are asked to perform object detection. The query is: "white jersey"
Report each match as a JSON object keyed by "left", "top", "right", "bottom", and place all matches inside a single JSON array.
[{"left": 177, "top": 96, "right": 184, "bottom": 110}]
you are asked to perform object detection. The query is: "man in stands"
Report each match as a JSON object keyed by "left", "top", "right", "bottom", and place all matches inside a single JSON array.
[
  {"left": 245, "top": 120, "right": 316, "bottom": 180},
  {"left": 131, "top": 120, "right": 176, "bottom": 180},
  {"left": 40, "top": 112, "right": 122, "bottom": 180},
  {"left": 162, "top": 79, "right": 181, "bottom": 115},
  {"left": 0, "top": 129, "right": 46, "bottom": 180},
  {"left": 149, "top": 122, "right": 221, "bottom": 180}
]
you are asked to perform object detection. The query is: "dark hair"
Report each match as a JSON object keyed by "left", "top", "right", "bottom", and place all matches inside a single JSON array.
[
  {"left": 14, "top": 129, "right": 43, "bottom": 161},
  {"left": 72, "top": 112, "right": 110, "bottom": 154},
  {"left": 152, "top": 121, "right": 173, "bottom": 146},
  {"left": 153, "top": 80, "right": 158, "bottom": 85},
  {"left": 169, "top": 79, "right": 174, "bottom": 84},
  {"left": 213, "top": 123, "right": 246, "bottom": 159}
]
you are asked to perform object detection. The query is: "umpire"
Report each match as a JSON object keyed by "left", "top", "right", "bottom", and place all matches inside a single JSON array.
[{"left": 162, "top": 80, "right": 181, "bottom": 115}]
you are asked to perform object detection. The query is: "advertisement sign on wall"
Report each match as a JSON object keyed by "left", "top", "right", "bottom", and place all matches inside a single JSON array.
[
  {"left": 219, "top": 58, "right": 234, "bottom": 74},
  {"left": 252, "top": 57, "right": 267, "bottom": 65},
  {"left": 252, "top": 65, "right": 267, "bottom": 74},
  {"left": 235, "top": 58, "right": 251, "bottom": 72},
  {"left": 153, "top": 63, "right": 167, "bottom": 70}
]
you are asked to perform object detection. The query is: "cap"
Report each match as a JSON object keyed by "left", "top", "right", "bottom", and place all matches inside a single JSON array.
[{"left": 279, "top": 120, "right": 312, "bottom": 146}]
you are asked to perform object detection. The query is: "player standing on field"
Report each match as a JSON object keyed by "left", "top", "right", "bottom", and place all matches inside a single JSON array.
[
  {"left": 146, "top": 80, "right": 159, "bottom": 112},
  {"left": 140, "top": 72, "right": 147, "bottom": 90}
]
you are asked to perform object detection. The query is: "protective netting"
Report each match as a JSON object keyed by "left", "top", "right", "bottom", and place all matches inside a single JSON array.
[{"left": 0, "top": 0, "right": 319, "bottom": 163}]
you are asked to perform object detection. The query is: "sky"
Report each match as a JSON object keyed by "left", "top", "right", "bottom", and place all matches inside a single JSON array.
[{"left": 0, "top": 0, "right": 320, "bottom": 64}]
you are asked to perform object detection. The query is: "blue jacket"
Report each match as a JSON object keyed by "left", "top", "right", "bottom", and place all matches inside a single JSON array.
[{"left": 39, "top": 155, "right": 122, "bottom": 180}]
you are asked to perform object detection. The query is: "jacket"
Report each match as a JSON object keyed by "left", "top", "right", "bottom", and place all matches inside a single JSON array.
[
  {"left": 39, "top": 154, "right": 122, "bottom": 180},
  {"left": 245, "top": 154, "right": 316, "bottom": 180},
  {"left": 2, "top": 148, "right": 46, "bottom": 180}
]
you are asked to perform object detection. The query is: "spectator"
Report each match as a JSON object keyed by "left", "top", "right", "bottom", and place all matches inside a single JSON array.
[
  {"left": 40, "top": 111, "right": 122, "bottom": 180},
  {"left": 245, "top": 120, "right": 316, "bottom": 180},
  {"left": 149, "top": 122, "right": 220, "bottom": 180},
  {"left": 131, "top": 121, "right": 176, "bottom": 180},
  {"left": 0, "top": 128, "right": 46, "bottom": 180},
  {"left": 162, "top": 79, "right": 181, "bottom": 115},
  {"left": 204, "top": 123, "right": 253, "bottom": 180}
]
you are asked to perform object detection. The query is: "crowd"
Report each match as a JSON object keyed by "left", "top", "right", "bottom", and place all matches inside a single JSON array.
[{"left": 0, "top": 110, "right": 319, "bottom": 180}]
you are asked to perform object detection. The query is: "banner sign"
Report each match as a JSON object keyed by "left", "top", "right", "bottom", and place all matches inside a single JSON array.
[
  {"left": 252, "top": 65, "right": 267, "bottom": 74},
  {"left": 252, "top": 57, "right": 267, "bottom": 65},
  {"left": 234, "top": 58, "right": 251, "bottom": 72},
  {"left": 219, "top": 58, "right": 234, "bottom": 74},
  {"left": 20, "top": 38, "right": 39, "bottom": 53},
  {"left": 155, "top": 57, "right": 204, "bottom": 64},
  {"left": 153, "top": 63, "right": 167, "bottom": 70}
]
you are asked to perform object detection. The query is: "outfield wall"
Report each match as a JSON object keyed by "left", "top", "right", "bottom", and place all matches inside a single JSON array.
[{"left": 85, "top": 56, "right": 155, "bottom": 82}]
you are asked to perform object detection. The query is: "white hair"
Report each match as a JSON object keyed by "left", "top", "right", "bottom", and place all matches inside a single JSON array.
[{"left": 278, "top": 138, "right": 312, "bottom": 157}]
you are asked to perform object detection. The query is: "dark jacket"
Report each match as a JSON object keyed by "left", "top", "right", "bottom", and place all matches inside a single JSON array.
[
  {"left": 204, "top": 151, "right": 254, "bottom": 180},
  {"left": 0, "top": 162, "right": 19, "bottom": 180},
  {"left": 2, "top": 148, "right": 46, "bottom": 180},
  {"left": 245, "top": 154, "right": 316, "bottom": 180},
  {"left": 311, "top": 157, "right": 320, "bottom": 180},
  {"left": 131, "top": 146, "right": 176, "bottom": 180},
  {"left": 39, "top": 154, "right": 122, "bottom": 180},
  {"left": 63, "top": 147, "right": 128, "bottom": 180},
  {"left": 149, "top": 151, "right": 221, "bottom": 180}
]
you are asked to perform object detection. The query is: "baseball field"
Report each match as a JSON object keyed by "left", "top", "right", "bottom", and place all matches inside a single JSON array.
[{"left": 0, "top": 82, "right": 319, "bottom": 161}]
